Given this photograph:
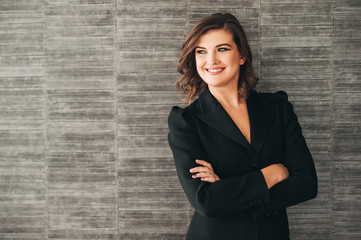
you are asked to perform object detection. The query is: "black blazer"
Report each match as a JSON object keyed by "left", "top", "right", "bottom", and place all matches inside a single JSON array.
[{"left": 168, "top": 88, "right": 317, "bottom": 240}]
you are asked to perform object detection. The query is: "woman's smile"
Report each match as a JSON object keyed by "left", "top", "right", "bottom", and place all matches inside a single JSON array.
[{"left": 206, "top": 68, "right": 225, "bottom": 74}]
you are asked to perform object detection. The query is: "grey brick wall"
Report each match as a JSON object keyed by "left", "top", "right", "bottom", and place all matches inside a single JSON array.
[{"left": 0, "top": 0, "right": 360, "bottom": 239}]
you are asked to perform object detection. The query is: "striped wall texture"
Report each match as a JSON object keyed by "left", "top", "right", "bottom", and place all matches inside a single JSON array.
[{"left": 0, "top": 0, "right": 360, "bottom": 239}]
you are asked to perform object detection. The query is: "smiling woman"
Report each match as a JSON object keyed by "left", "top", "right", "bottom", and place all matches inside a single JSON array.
[{"left": 168, "top": 13, "right": 318, "bottom": 240}]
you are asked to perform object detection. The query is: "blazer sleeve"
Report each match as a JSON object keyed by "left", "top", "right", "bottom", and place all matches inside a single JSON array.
[
  {"left": 168, "top": 106, "right": 271, "bottom": 218},
  {"left": 249, "top": 91, "right": 318, "bottom": 219}
]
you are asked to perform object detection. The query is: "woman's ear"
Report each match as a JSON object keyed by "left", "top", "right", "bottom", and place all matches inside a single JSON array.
[{"left": 240, "top": 56, "right": 246, "bottom": 65}]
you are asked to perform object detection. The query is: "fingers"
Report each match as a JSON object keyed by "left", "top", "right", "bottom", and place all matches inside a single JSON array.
[
  {"left": 189, "top": 166, "right": 210, "bottom": 173},
  {"left": 189, "top": 159, "right": 220, "bottom": 183},
  {"left": 190, "top": 167, "right": 213, "bottom": 179},
  {"left": 191, "top": 171, "right": 213, "bottom": 179},
  {"left": 189, "top": 159, "right": 213, "bottom": 173},
  {"left": 192, "top": 172, "right": 218, "bottom": 182},
  {"left": 195, "top": 159, "right": 213, "bottom": 169},
  {"left": 200, "top": 176, "right": 219, "bottom": 182}
]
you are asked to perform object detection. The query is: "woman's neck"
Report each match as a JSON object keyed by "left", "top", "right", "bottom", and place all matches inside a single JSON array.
[{"left": 208, "top": 85, "right": 244, "bottom": 108}]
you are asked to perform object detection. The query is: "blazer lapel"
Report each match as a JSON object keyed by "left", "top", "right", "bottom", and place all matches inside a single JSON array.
[
  {"left": 194, "top": 88, "right": 275, "bottom": 154},
  {"left": 195, "top": 88, "right": 252, "bottom": 151}
]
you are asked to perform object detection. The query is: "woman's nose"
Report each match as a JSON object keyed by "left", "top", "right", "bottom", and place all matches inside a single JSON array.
[{"left": 207, "top": 52, "right": 219, "bottom": 65}]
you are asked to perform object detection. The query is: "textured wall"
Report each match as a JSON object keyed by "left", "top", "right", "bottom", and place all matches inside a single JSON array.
[{"left": 0, "top": 0, "right": 360, "bottom": 239}]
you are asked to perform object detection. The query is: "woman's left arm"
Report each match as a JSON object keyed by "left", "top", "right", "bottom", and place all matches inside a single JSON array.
[{"left": 249, "top": 91, "right": 318, "bottom": 219}]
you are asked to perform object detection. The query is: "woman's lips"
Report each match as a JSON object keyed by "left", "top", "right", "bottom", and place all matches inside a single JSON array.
[{"left": 206, "top": 68, "right": 225, "bottom": 74}]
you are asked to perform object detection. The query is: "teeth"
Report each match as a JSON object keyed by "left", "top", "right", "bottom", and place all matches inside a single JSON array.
[{"left": 207, "top": 68, "right": 223, "bottom": 73}]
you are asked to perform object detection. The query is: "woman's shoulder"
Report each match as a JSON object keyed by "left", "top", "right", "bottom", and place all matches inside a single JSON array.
[
  {"left": 253, "top": 90, "right": 290, "bottom": 107},
  {"left": 168, "top": 102, "right": 197, "bottom": 129},
  {"left": 168, "top": 105, "right": 189, "bottom": 124},
  {"left": 167, "top": 96, "right": 204, "bottom": 133},
  {"left": 257, "top": 90, "right": 288, "bottom": 100},
  {"left": 169, "top": 96, "right": 201, "bottom": 116}
]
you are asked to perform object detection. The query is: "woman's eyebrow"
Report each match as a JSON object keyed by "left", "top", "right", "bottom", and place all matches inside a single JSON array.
[
  {"left": 216, "top": 43, "right": 232, "bottom": 48},
  {"left": 195, "top": 43, "right": 233, "bottom": 49}
]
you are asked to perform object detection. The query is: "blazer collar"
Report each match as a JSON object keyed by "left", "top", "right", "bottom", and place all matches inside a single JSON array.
[{"left": 194, "top": 87, "right": 275, "bottom": 154}]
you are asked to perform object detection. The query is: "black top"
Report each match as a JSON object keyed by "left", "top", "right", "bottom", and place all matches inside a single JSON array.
[{"left": 167, "top": 88, "right": 317, "bottom": 240}]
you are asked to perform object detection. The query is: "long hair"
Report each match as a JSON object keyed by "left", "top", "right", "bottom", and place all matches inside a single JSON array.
[{"left": 177, "top": 13, "right": 258, "bottom": 104}]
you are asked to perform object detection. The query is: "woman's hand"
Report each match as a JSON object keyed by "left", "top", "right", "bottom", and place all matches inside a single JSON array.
[
  {"left": 190, "top": 159, "right": 220, "bottom": 183},
  {"left": 261, "top": 163, "right": 289, "bottom": 189}
]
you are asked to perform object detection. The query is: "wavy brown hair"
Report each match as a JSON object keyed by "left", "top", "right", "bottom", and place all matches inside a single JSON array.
[{"left": 177, "top": 13, "right": 259, "bottom": 104}]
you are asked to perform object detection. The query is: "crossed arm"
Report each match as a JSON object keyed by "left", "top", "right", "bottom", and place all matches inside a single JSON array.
[{"left": 190, "top": 159, "right": 289, "bottom": 189}]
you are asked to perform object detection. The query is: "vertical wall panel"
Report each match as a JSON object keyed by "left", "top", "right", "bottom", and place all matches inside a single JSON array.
[
  {"left": 260, "top": 0, "right": 333, "bottom": 239},
  {"left": 333, "top": 1, "right": 361, "bottom": 239},
  {"left": 116, "top": 1, "right": 187, "bottom": 239},
  {"left": 45, "top": 0, "right": 117, "bottom": 239},
  {"left": 0, "top": 0, "right": 46, "bottom": 239}
]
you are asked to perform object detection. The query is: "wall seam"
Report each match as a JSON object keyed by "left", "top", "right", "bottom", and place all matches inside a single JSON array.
[
  {"left": 330, "top": 0, "right": 335, "bottom": 239},
  {"left": 114, "top": 0, "right": 120, "bottom": 238},
  {"left": 258, "top": 0, "right": 262, "bottom": 91},
  {"left": 43, "top": 0, "right": 49, "bottom": 238}
]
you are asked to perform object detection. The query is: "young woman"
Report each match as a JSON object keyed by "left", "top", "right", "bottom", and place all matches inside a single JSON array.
[{"left": 167, "top": 13, "right": 317, "bottom": 240}]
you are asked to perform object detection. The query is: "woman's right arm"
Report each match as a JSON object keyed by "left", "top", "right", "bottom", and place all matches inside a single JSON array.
[{"left": 168, "top": 106, "right": 271, "bottom": 218}]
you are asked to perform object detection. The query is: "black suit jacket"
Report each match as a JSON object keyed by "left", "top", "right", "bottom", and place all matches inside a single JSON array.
[{"left": 168, "top": 88, "right": 317, "bottom": 240}]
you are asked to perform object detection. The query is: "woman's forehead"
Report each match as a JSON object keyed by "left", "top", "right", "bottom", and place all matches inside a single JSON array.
[{"left": 196, "top": 29, "right": 235, "bottom": 48}]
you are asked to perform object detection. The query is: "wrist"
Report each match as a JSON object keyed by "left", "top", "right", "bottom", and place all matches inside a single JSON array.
[
  {"left": 261, "top": 163, "right": 289, "bottom": 189},
  {"left": 261, "top": 168, "right": 274, "bottom": 189}
]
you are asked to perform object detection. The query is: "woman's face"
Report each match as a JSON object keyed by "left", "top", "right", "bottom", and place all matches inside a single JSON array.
[{"left": 195, "top": 29, "right": 245, "bottom": 90}]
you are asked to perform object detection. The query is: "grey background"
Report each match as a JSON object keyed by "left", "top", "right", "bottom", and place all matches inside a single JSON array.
[{"left": 0, "top": 0, "right": 360, "bottom": 239}]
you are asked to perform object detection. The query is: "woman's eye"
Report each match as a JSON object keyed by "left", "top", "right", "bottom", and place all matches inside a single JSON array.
[
  {"left": 196, "top": 50, "right": 206, "bottom": 54},
  {"left": 218, "top": 48, "right": 230, "bottom": 52}
]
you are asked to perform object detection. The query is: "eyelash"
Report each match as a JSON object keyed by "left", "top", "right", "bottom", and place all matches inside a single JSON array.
[
  {"left": 196, "top": 50, "right": 206, "bottom": 54},
  {"left": 218, "top": 48, "right": 230, "bottom": 52},
  {"left": 196, "top": 48, "right": 230, "bottom": 54}
]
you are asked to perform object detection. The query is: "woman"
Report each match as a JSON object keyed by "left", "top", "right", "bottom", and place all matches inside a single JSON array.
[{"left": 167, "top": 13, "right": 317, "bottom": 240}]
